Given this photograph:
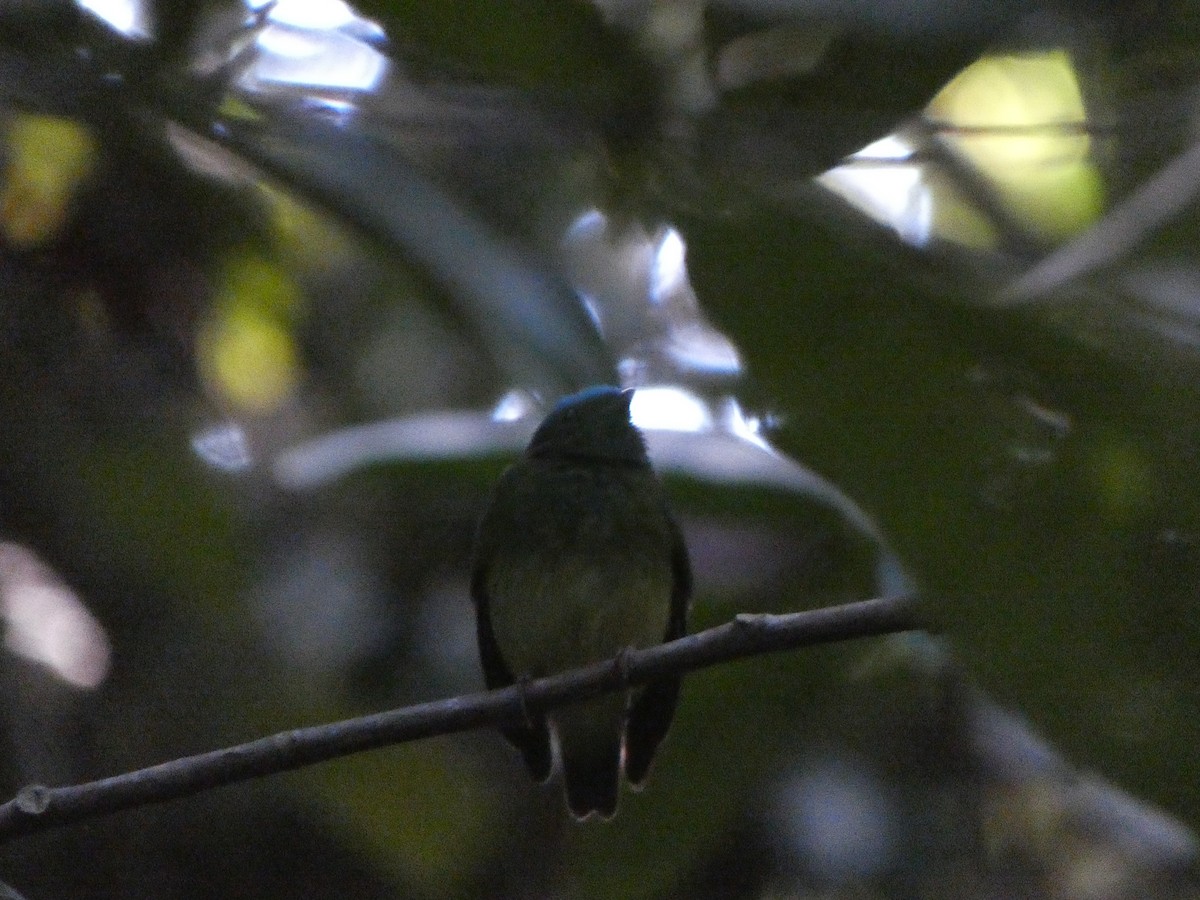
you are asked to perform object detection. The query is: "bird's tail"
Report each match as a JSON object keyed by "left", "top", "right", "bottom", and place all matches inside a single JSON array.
[{"left": 554, "top": 693, "right": 626, "bottom": 820}]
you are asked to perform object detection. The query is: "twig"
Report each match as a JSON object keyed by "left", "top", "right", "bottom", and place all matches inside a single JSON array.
[{"left": 0, "top": 593, "right": 921, "bottom": 842}]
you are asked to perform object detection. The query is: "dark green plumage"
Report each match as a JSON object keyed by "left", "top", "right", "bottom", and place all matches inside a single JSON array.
[{"left": 471, "top": 386, "right": 691, "bottom": 819}]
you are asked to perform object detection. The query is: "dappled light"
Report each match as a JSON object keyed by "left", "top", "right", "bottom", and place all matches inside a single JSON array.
[
  {"left": 629, "top": 385, "right": 713, "bottom": 433},
  {"left": 0, "top": 544, "right": 111, "bottom": 690},
  {"left": 195, "top": 0, "right": 389, "bottom": 104},
  {"left": 78, "top": 0, "right": 152, "bottom": 40},
  {"left": 818, "top": 134, "right": 937, "bottom": 247},
  {"left": 774, "top": 756, "right": 900, "bottom": 883},
  {"left": 820, "top": 49, "right": 1103, "bottom": 251},
  {"left": 0, "top": 115, "right": 98, "bottom": 250},
  {"left": 191, "top": 421, "right": 255, "bottom": 472},
  {"left": 929, "top": 50, "right": 1103, "bottom": 243},
  {"left": 197, "top": 303, "right": 300, "bottom": 412},
  {"left": 561, "top": 209, "right": 743, "bottom": 381}
]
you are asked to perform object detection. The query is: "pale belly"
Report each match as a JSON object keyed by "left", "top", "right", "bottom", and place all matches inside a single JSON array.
[
  {"left": 479, "top": 459, "right": 678, "bottom": 678},
  {"left": 487, "top": 550, "right": 673, "bottom": 678}
]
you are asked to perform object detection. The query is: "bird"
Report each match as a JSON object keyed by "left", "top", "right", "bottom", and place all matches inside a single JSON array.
[{"left": 470, "top": 386, "right": 691, "bottom": 819}]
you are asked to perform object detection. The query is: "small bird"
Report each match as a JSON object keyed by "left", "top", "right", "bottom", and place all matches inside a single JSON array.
[{"left": 471, "top": 386, "right": 691, "bottom": 819}]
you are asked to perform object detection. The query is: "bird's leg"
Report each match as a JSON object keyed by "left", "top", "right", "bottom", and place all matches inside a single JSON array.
[
  {"left": 514, "top": 673, "right": 537, "bottom": 730},
  {"left": 612, "top": 646, "right": 632, "bottom": 690},
  {"left": 502, "top": 672, "right": 553, "bottom": 784}
]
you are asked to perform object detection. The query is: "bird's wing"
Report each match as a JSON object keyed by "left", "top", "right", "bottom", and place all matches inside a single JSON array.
[
  {"left": 470, "top": 559, "right": 516, "bottom": 691},
  {"left": 471, "top": 559, "right": 554, "bottom": 783},
  {"left": 624, "top": 516, "right": 691, "bottom": 786},
  {"left": 666, "top": 519, "right": 692, "bottom": 641}
]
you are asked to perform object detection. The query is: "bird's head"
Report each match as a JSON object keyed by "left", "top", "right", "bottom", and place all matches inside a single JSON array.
[{"left": 526, "top": 386, "right": 648, "bottom": 465}]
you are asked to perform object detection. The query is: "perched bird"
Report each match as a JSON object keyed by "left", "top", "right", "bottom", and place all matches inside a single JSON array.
[{"left": 471, "top": 386, "right": 691, "bottom": 819}]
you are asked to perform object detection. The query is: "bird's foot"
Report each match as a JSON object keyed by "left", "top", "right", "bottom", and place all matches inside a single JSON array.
[
  {"left": 514, "top": 674, "right": 537, "bottom": 730},
  {"left": 612, "top": 647, "right": 632, "bottom": 688}
]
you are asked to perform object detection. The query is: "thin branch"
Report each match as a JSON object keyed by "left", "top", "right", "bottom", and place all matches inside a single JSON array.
[{"left": 0, "top": 593, "right": 921, "bottom": 842}]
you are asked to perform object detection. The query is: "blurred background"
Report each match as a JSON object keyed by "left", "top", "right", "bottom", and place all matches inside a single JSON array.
[{"left": 1, "top": 0, "right": 1199, "bottom": 897}]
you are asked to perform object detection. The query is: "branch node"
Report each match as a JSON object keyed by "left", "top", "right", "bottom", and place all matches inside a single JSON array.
[
  {"left": 15, "top": 786, "right": 50, "bottom": 816},
  {"left": 733, "top": 612, "right": 772, "bottom": 630}
]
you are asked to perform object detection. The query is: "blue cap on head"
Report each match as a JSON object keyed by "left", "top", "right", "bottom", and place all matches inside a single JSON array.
[
  {"left": 529, "top": 386, "right": 644, "bottom": 464},
  {"left": 551, "top": 385, "right": 630, "bottom": 414}
]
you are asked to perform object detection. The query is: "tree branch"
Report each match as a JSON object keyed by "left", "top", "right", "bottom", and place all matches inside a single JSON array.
[{"left": 0, "top": 593, "right": 921, "bottom": 842}]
